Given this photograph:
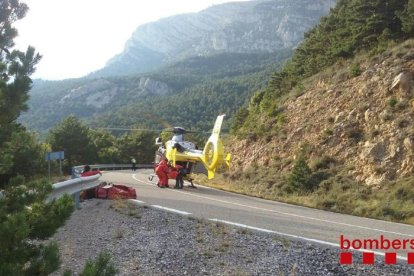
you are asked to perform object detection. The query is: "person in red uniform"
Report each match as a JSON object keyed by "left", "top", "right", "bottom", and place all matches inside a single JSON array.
[
  {"left": 81, "top": 165, "right": 102, "bottom": 177},
  {"left": 168, "top": 163, "right": 185, "bottom": 189},
  {"left": 155, "top": 159, "right": 169, "bottom": 188}
]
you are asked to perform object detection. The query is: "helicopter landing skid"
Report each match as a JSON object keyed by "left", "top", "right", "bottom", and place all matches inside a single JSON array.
[
  {"left": 186, "top": 179, "right": 197, "bottom": 188},
  {"left": 148, "top": 174, "right": 157, "bottom": 183}
]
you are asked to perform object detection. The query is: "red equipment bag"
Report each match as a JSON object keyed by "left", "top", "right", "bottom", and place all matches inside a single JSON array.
[
  {"left": 95, "top": 183, "right": 137, "bottom": 200},
  {"left": 107, "top": 184, "right": 137, "bottom": 199},
  {"left": 95, "top": 184, "right": 110, "bottom": 199}
]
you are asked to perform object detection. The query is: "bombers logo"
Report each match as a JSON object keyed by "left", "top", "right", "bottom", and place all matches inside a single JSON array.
[{"left": 339, "top": 235, "right": 414, "bottom": 265}]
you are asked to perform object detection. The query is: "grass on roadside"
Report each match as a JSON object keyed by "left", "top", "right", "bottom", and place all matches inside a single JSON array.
[{"left": 198, "top": 163, "right": 414, "bottom": 225}]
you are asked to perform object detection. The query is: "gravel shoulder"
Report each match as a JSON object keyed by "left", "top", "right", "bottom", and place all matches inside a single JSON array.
[{"left": 50, "top": 199, "right": 413, "bottom": 275}]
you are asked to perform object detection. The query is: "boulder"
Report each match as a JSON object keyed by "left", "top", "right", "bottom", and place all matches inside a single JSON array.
[
  {"left": 390, "top": 71, "right": 414, "bottom": 96},
  {"left": 365, "top": 174, "right": 386, "bottom": 186},
  {"left": 403, "top": 137, "right": 414, "bottom": 152},
  {"left": 360, "top": 141, "right": 386, "bottom": 162}
]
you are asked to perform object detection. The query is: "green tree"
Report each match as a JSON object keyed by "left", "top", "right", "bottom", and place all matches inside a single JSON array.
[
  {"left": 116, "top": 130, "right": 157, "bottom": 164},
  {"left": 89, "top": 129, "right": 121, "bottom": 163},
  {"left": 9, "top": 129, "right": 47, "bottom": 178},
  {"left": 398, "top": 0, "right": 414, "bottom": 35},
  {"left": 0, "top": 2, "right": 111, "bottom": 275},
  {"left": 0, "top": 2, "right": 76, "bottom": 275},
  {"left": 0, "top": 176, "right": 74, "bottom": 275},
  {"left": 48, "top": 115, "right": 97, "bottom": 168},
  {"left": 0, "top": 0, "right": 41, "bottom": 179}
]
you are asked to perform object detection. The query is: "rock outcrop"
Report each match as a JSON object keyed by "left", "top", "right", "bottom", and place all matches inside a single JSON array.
[
  {"left": 230, "top": 40, "right": 414, "bottom": 186},
  {"left": 58, "top": 77, "right": 171, "bottom": 109}
]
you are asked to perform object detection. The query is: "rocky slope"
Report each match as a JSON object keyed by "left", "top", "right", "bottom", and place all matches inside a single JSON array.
[
  {"left": 50, "top": 199, "right": 412, "bottom": 275},
  {"left": 92, "top": 0, "right": 336, "bottom": 77},
  {"left": 231, "top": 40, "right": 414, "bottom": 186}
]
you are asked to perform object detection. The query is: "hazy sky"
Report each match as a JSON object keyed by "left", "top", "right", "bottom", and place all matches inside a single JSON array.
[{"left": 14, "top": 0, "right": 250, "bottom": 80}]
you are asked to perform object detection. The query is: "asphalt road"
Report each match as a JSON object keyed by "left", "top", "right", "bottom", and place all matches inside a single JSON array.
[{"left": 100, "top": 169, "right": 414, "bottom": 261}]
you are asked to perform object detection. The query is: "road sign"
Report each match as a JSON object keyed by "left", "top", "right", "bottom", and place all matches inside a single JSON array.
[
  {"left": 45, "top": 151, "right": 64, "bottom": 161},
  {"left": 45, "top": 151, "right": 65, "bottom": 180}
]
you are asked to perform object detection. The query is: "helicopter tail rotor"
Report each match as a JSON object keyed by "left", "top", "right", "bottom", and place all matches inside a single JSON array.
[{"left": 201, "top": 114, "right": 231, "bottom": 179}]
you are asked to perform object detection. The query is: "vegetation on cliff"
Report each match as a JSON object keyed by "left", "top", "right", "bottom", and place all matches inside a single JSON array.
[
  {"left": 234, "top": 0, "right": 414, "bottom": 136},
  {"left": 223, "top": 0, "right": 414, "bottom": 224}
]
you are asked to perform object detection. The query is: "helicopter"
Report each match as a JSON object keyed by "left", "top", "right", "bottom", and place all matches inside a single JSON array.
[{"left": 150, "top": 114, "right": 231, "bottom": 185}]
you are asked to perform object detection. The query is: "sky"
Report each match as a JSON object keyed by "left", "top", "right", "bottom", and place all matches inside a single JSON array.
[{"left": 14, "top": 0, "right": 250, "bottom": 80}]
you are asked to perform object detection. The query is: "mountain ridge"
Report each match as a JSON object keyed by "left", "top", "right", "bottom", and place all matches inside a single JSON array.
[
  {"left": 90, "top": 0, "right": 335, "bottom": 77},
  {"left": 21, "top": 0, "right": 334, "bottom": 132}
]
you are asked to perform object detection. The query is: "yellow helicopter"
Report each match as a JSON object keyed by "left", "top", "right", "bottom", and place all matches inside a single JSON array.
[{"left": 153, "top": 114, "right": 231, "bottom": 182}]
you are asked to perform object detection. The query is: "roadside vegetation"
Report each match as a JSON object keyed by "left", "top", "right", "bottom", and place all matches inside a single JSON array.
[
  {"left": 0, "top": 1, "right": 118, "bottom": 275},
  {"left": 219, "top": 0, "right": 414, "bottom": 225},
  {"left": 233, "top": 0, "right": 414, "bottom": 136},
  {"left": 201, "top": 160, "right": 414, "bottom": 225}
]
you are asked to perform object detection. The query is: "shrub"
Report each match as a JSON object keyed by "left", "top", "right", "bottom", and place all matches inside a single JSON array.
[
  {"left": 311, "top": 156, "right": 336, "bottom": 171},
  {"left": 346, "top": 126, "right": 364, "bottom": 142},
  {"left": 349, "top": 62, "right": 362, "bottom": 77},
  {"left": 80, "top": 252, "right": 117, "bottom": 276},
  {"left": 288, "top": 153, "right": 313, "bottom": 192},
  {"left": 323, "top": 128, "right": 333, "bottom": 136},
  {"left": 388, "top": 97, "right": 398, "bottom": 108}
]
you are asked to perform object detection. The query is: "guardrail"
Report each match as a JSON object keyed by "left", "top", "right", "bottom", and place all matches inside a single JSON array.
[
  {"left": 50, "top": 164, "right": 153, "bottom": 208},
  {"left": 49, "top": 174, "right": 102, "bottom": 208},
  {"left": 71, "top": 164, "right": 153, "bottom": 177},
  {"left": 49, "top": 174, "right": 102, "bottom": 201}
]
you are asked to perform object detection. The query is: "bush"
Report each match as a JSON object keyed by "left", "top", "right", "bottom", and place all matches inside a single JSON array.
[
  {"left": 311, "top": 156, "right": 336, "bottom": 171},
  {"left": 349, "top": 62, "right": 362, "bottom": 77},
  {"left": 388, "top": 97, "right": 398, "bottom": 108},
  {"left": 80, "top": 252, "right": 117, "bottom": 276},
  {"left": 288, "top": 153, "right": 313, "bottom": 192}
]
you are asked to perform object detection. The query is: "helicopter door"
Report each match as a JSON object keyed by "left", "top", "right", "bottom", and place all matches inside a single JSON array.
[{"left": 154, "top": 151, "right": 166, "bottom": 167}]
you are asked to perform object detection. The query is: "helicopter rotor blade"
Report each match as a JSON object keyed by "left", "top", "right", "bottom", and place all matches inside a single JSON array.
[
  {"left": 96, "top": 127, "right": 210, "bottom": 135},
  {"left": 97, "top": 127, "right": 164, "bottom": 132}
]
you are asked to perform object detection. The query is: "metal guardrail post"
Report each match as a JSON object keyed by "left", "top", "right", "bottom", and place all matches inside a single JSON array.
[
  {"left": 71, "top": 167, "right": 76, "bottom": 179},
  {"left": 73, "top": 191, "right": 80, "bottom": 209}
]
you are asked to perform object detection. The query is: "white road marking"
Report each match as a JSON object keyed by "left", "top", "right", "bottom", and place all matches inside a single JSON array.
[
  {"left": 151, "top": 205, "right": 192, "bottom": 216},
  {"left": 209, "top": 219, "right": 408, "bottom": 261},
  {"left": 130, "top": 199, "right": 146, "bottom": 204},
  {"left": 131, "top": 173, "right": 414, "bottom": 237}
]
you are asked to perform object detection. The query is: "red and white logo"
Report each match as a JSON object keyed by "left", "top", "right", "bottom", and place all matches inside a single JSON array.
[{"left": 339, "top": 235, "right": 414, "bottom": 265}]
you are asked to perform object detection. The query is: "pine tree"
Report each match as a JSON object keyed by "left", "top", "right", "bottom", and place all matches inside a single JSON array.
[
  {"left": 0, "top": 2, "right": 75, "bottom": 275},
  {"left": 398, "top": 0, "right": 414, "bottom": 35},
  {"left": 0, "top": 0, "right": 41, "bottom": 177},
  {"left": 48, "top": 115, "right": 97, "bottom": 168}
]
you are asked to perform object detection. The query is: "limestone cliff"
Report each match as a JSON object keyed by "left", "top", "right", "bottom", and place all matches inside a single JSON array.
[{"left": 93, "top": 0, "right": 336, "bottom": 77}]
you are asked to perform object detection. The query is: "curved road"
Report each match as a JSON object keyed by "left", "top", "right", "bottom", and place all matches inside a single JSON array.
[{"left": 100, "top": 169, "right": 414, "bottom": 261}]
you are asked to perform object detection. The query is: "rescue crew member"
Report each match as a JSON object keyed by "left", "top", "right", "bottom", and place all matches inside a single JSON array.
[
  {"left": 81, "top": 165, "right": 102, "bottom": 177},
  {"left": 131, "top": 158, "right": 137, "bottom": 171},
  {"left": 169, "top": 162, "right": 185, "bottom": 189},
  {"left": 155, "top": 159, "right": 169, "bottom": 188}
]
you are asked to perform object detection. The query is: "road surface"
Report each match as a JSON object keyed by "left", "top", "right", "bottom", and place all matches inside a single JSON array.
[{"left": 100, "top": 169, "right": 414, "bottom": 261}]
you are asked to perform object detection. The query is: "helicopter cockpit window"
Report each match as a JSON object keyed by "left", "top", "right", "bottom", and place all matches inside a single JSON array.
[{"left": 172, "top": 134, "right": 183, "bottom": 142}]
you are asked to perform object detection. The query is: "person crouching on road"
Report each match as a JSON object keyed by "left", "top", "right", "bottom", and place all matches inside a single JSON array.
[
  {"left": 169, "top": 162, "right": 185, "bottom": 189},
  {"left": 81, "top": 165, "right": 102, "bottom": 177},
  {"left": 155, "top": 159, "right": 169, "bottom": 188}
]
